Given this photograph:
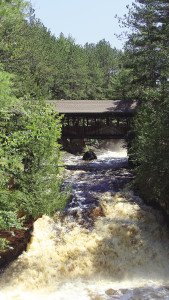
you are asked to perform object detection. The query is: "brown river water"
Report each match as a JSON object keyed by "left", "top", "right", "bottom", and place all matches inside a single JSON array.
[{"left": 0, "top": 140, "right": 169, "bottom": 299}]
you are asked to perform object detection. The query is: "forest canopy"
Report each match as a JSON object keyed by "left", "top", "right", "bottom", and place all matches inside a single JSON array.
[{"left": 0, "top": 0, "right": 124, "bottom": 100}]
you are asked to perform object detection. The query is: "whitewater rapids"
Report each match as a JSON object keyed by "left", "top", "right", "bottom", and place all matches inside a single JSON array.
[{"left": 0, "top": 140, "right": 169, "bottom": 299}]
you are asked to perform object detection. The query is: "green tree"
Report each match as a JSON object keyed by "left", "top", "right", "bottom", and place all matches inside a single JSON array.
[
  {"left": 84, "top": 41, "right": 122, "bottom": 99},
  {"left": 123, "top": 0, "right": 169, "bottom": 213},
  {"left": 0, "top": 102, "right": 66, "bottom": 221},
  {"left": 84, "top": 42, "right": 104, "bottom": 99},
  {"left": 0, "top": 1, "right": 57, "bottom": 99},
  {"left": 0, "top": 66, "right": 22, "bottom": 250},
  {"left": 113, "top": 0, "right": 169, "bottom": 100},
  {"left": 0, "top": 65, "right": 18, "bottom": 109},
  {"left": 95, "top": 40, "right": 122, "bottom": 99},
  {"left": 51, "top": 34, "right": 88, "bottom": 99},
  {"left": 0, "top": 1, "right": 68, "bottom": 251}
]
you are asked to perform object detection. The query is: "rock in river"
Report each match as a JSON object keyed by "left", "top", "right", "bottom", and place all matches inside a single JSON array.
[{"left": 82, "top": 150, "right": 97, "bottom": 161}]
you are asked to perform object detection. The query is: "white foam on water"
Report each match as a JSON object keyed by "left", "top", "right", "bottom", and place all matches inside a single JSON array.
[
  {"left": 1, "top": 192, "right": 169, "bottom": 299},
  {"left": 1, "top": 142, "right": 169, "bottom": 299}
]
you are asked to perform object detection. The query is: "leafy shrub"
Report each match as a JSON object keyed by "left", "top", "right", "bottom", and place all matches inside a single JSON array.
[{"left": 0, "top": 101, "right": 67, "bottom": 251}]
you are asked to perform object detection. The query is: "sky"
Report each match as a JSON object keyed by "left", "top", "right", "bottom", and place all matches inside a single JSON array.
[{"left": 30, "top": 0, "right": 134, "bottom": 49}]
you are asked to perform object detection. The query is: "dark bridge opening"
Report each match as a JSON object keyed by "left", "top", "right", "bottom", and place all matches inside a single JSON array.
[{"left": 62, "top": 114, "right": 131, "bottom": 139}]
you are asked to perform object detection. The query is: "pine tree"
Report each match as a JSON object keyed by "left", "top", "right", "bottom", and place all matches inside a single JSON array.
[
  {"left": 115, "top": 0, "right": 169, "bottom": 100},
  {"left": 124, "top": 0, "right": 169, "bottom": 213},
  {"left": 127, "top": 0, "right": 169, "bottom": 89}
]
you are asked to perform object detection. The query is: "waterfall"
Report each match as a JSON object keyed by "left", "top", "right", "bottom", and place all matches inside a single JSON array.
[{"left": 0, "top": 140, "right": 169, "bottom": 300}]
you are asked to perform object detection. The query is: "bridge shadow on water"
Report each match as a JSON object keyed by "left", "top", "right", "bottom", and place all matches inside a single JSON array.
[{"left": 65, "top": 157, "right": 129, "bottom": 171}]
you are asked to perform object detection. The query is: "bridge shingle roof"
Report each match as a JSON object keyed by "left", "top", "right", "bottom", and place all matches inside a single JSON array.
[{"left": 47, "top": 100, "right": 138, "bottom": 115}]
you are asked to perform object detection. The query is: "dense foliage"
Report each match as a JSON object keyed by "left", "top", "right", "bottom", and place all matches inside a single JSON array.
[
  {"left": 0, "top": 75, "right": 67, "bottom": 249},
  {"left": 0, "top": 104, "right": 66, "bottom": 218},
  {"left": 120, "top": 0, "right": 169, "bottom": 213},
  {"left": 0, "top": 0, "right": 68, "bottom": 251}
]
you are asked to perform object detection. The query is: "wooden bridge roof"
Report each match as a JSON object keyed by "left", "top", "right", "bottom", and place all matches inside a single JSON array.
[{"left": 48, "top": 100, "right": 138, "bottom": 116}]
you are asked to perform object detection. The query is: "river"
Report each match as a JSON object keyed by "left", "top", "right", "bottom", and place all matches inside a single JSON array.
[{"left": 0, "top": 140, "right": 169, "bottom": 299}]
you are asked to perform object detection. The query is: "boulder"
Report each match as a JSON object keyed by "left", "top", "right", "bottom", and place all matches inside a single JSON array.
[{"left": 82, "top": 150, "right": 97, "bottom": 161}]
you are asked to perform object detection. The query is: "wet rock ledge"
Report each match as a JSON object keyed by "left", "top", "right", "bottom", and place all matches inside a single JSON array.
[{"left": 0, "top": 217, "right": 34, "bottom": 269}]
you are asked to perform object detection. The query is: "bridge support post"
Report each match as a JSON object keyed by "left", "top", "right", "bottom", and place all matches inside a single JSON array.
[{"left": 106, "top": 117, "right": 110, "bottom": 126}]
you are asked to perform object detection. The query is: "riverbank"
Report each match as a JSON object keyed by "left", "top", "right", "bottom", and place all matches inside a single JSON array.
[{"left": 0, "top": 217, "right": 34, "bottom": 270}]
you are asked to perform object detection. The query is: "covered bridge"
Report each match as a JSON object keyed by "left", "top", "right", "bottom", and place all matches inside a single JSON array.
[{"left": 48, "top": 100, "right": 138, "bottom": 139}]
